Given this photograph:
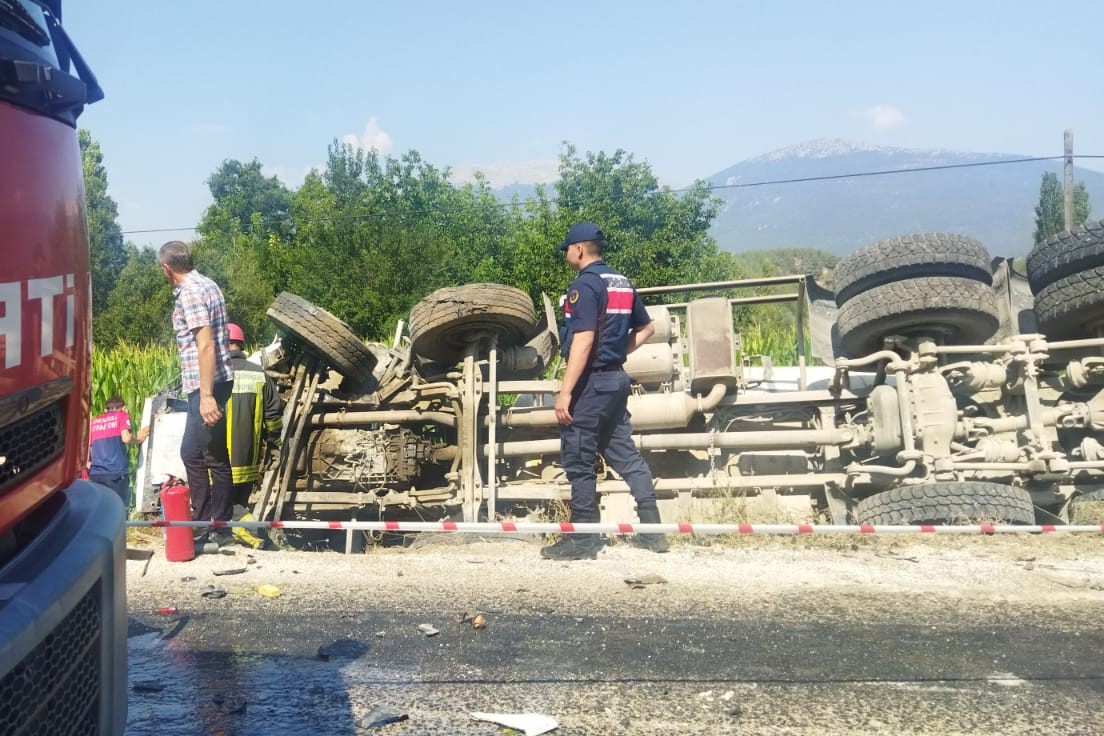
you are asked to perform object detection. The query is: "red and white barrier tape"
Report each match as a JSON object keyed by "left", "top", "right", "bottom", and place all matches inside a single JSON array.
[{"left": 126, "top": 520, "right": 1104, "bottom": 535}]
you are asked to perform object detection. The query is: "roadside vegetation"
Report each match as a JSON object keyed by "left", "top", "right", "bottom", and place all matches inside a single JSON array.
[{"left": 83, "top": 130, "right": 1086, "bottom": 410}]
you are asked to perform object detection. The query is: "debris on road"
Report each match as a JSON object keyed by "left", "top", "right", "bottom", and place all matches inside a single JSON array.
[
  {"left": 469, "top": 711, "right": 559, "bottom": 735},
  {"left": 257, "top": 584, "right": 282, "bottom": 598},
  {"left": 132, "top": 680, "right": 164, "bottom": 693},
  {"left": 199, "top": 585, "right": 227, "bottom": 599},
  {"left": 471, "top": 614, "right": 487, "bottom": 630},
  {"left": 417, "top": 623, "right": 440, "bottom": 636},
  {"left": 212, "top": 567, "right": 248, "bottom": 577},
  {"left": 625, "top": 574, "right": 668, "bottom": 589},
  {"left": 155, "top": 607, "right": 178, "bottom": 616},
  {"left": 357, "top": 705, "right": 408, "bottom": 729}
]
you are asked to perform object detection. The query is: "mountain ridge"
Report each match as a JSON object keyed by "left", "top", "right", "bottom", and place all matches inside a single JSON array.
[
  {"left": 487, "top": 139, "right": 1104, "bottom": 257},
  {"left": 705, "top": 139, "right": 1104, "bottom": 256}
]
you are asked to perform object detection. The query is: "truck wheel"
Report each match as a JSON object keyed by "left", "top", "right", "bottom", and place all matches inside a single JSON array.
[
  {"left": 854, "top": 482, "right": 1035, "bottom": 525},
  {"left": 409, "top": 283, "right": 537, "bottom": 364},
  {"left": 833, "top": 233, "right": 992, "bottom": 307},
  {"left": 1026, "top": 219, "right": 1104, "bottom": 293},
  {"left": 1033, "top": 265, "right": 1104, "bottom": 340},
  {"left": 836, "top": 276, "right": 1000, "bottom": 357},
  {"left": 1068, "top": 489, "right": 1104, "bottom": 524},
  {"left": 267, "top": 292, "right": 377, "bottom": 383}
]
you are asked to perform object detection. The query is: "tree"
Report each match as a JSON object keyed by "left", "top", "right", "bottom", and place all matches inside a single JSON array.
[
  {"left": 195, "top": 159, "right": 296, "bottom": 342},
  {"left": 281, "top": 142, "right": 496, "bottom": 338},
  {"left": 202, "top": 159, "right": 292, "bottom": 236},
  {"left": 93, "top": 244, "right": 174, "bottom": 346},
  {"left": 80, "top": 130, "right": 127, "bottom": 321},
  {"left": 1034, "top": 171, "right": 1092, "bottom": 243}
]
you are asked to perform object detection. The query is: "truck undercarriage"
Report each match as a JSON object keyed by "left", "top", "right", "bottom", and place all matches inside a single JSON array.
[{"left": 185, "top": 229, "right": 1104, "bottom": 532}]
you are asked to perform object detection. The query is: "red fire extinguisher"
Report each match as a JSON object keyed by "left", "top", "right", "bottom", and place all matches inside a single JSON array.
[{"left": 160, "top": 476, "right": 195, "bottom": 562}]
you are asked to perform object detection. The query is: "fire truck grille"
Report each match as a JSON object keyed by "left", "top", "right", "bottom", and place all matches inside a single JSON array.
[
  {"left": 0, "top": 582, "right": 102, "bottom": 736},
  {"left": 0, "top": 402, "right": 65, "bottom": 497}
]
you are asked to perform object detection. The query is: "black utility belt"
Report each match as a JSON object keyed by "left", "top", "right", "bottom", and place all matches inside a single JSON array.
[{"left": 589, "top": 365, "right": 623, "bottom": 373}]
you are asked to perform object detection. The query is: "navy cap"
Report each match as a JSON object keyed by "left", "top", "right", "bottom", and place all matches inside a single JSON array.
[{"left": 557, "top": 222, "right": 605, "bottom": 251}]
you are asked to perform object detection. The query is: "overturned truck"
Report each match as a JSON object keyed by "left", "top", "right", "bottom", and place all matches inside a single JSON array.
[{"left": 245, "top": 226, "right": 1104, "bottom": 529}]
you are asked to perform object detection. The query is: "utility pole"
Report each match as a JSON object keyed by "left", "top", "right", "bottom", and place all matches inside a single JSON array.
[{"left": 1064, "top": 129, "right": 1074, "bottom": 231}]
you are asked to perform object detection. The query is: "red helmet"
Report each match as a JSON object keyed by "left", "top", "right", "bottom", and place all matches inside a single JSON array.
[{"left": 227, "top": 323, "right": 245, "bottom": 344}]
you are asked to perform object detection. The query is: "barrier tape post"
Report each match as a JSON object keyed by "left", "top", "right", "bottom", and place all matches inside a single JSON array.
[{"left": 125, "top": 520, "right": 1104, "bottom": 535}]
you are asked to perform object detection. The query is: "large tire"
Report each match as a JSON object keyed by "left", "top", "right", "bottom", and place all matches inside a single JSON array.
[
  {"left": 267, "top": 292, "right": 377, "bottom": 383},
  {"left": 833, "top": 233, "right": 992, "bottom": 307},
  {"left": 854, "top": 482, "right": 1036, "bottom": 525},
  {"left": 836, "top": 277, "right": 1000, "bottom": 357},
  {"left": 1033, "top": 264, "right": 1104, "bottom": 340},
  {"left": 409, "top": 283, "right": 537, "bottom": 364},
  {"left": 1026, "top": 219, "right": 1104, "bottom": 293},
  {"left": 1069, "top": 488, "right": 1104, "bottom": 524}
]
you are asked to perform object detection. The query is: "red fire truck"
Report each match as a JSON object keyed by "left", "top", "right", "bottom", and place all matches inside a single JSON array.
[{"left": 0, "top": 2, "right": 126, "bottom": 733}]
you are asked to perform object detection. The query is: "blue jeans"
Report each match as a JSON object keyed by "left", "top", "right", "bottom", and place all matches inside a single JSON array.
[
  {"left": 181, "top": 381, "right": 234, "bottom": 523},
  {"left": 559, "top": 369, "right": 657, "bottom": 520},
  {"left": 89, "top": 473, "right": 129, "bottom": 508}
]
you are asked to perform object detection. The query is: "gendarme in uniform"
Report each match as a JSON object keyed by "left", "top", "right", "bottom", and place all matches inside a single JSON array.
[{"left": 543, "top": 222, "right": 669, "bottom": 560}]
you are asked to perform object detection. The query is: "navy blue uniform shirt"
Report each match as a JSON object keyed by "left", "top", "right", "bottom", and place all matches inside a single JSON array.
[{"left": 560, "top": 261, "right": 651, "bottom": 368}]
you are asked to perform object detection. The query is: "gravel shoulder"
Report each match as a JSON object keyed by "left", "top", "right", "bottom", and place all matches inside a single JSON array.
[
  {"left": 125, "top": 534, "right": 1104, "bottom": 735},
  {"left": 127, "top": 532, "right": 1104, "bottom": 615}
]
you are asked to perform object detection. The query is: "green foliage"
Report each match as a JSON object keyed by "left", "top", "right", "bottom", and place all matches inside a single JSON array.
[
  {"left": 720, "top": 247, "right": 837, "bottom": 365},
  {"left": 1034, "top": 171, "right": 1091, "bottom": 243},
  {"left": 553, "top": 146, "right": 728, "bottom": 292},
  {"left": 90, "top": 342, "right": 179, "bottom": 494},
  {"left": 278, "top": 144, "right": 490, "bottom": 338},
  {"left": 203, "top": 158, "right": 292, "bottom": 235},
  {"left": 80, "top": 130, "right": 126, "bottom": 321},
  {"left": 93, "top": 244, "right": 174, "bottom": 346},
  {"left": 85, "top": 131, "right": 806, "bottom": 368},
  {"left": 90, "top": 343, "right": 179, "bottom": 418}
]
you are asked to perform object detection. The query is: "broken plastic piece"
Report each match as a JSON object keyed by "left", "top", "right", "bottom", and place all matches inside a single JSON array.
[
  {"left": 257, "top": 584, "right": 282, "bottom": 598},
  {"left": 358, "top": 705, "right": 408, "bottom": 729},
  {"left": 417, "top": 623, "right": 440, "bottom": 636}
]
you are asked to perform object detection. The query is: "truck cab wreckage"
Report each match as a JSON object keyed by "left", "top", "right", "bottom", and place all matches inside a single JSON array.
[{"left": 142, "top": 228, "right": 1104, "bottom": 532}]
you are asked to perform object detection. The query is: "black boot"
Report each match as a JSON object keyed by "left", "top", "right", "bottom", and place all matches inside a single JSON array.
[
  {"left": 541, "top": 512, "right": 603, "bottom": 560},
  {"left": 630, "top": 507, "right": 669, "bottom": 553}
]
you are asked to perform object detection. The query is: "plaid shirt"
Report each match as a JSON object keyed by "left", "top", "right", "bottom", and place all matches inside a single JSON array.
[{"left": 172, "top": 270, "right": 233, "bottom": 394}]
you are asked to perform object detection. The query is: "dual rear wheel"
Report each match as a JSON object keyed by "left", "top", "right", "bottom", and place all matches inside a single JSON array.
[{"left": 832, "top": 233, "right": 999, "bottom": 356}]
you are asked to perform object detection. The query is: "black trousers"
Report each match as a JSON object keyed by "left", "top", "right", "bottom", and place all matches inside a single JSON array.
[
  {"left": 559, "top": 369, "right": 658, "bottom": 520},
  {"left": 181, "top": 381, "right": 234, "bottom": 523}
]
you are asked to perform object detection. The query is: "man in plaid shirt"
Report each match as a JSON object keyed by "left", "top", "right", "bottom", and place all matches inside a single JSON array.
[{"left": 159, "top": 241, "right": 235, "bottom": 547}]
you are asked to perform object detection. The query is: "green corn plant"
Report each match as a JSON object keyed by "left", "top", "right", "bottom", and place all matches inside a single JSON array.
[{"left": 90, "top": 343, "right": 179, "bottom": 506}]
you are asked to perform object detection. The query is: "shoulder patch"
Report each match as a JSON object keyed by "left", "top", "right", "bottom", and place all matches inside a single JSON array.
[{"left": 568, "top": 289, "right": 580, "bottom": 304}]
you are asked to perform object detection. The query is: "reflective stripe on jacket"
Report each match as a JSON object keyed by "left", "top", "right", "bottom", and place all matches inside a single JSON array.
[{"left": 227, "top": 350, "right": 284, "bottom": 484}]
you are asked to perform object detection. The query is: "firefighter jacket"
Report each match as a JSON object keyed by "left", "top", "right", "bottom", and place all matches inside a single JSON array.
[{"left": 227, "top": 348, "right": 283, "bottom": 484}]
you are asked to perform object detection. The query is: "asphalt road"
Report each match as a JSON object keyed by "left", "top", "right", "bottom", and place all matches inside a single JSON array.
[{"left": 124, "top": 538, "right": 1104, "bottom": 735}]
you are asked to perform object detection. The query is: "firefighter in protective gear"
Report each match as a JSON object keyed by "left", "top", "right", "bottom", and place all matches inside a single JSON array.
[{"left": 225, "top": 323, "right": 283, "bottom": 502}]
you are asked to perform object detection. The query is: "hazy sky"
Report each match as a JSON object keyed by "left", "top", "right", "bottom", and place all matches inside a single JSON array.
[{"left": 65, "top": 0, "right": 1104, "bottom": 247}]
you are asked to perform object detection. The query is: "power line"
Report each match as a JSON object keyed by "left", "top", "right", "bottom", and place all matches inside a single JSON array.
[{"left": 119, "top": 154, "right": 1104, "bottom": 236}]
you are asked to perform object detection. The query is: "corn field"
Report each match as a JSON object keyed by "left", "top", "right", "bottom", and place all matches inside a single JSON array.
[
  {"left": 91, "top": 343, "right": 179, "bottom": 418},
  {"left": 90, "top": 343, "right": 178, "bottom": 506},
  {"left": 738, "top": 320, "right": 808, "bottom": 366}
]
